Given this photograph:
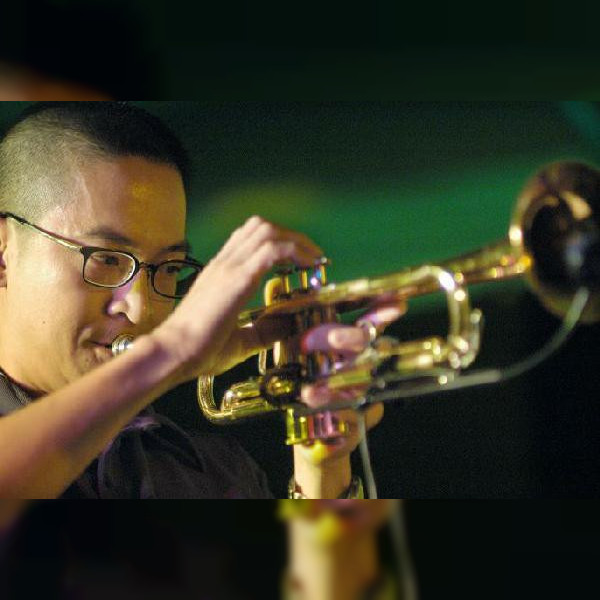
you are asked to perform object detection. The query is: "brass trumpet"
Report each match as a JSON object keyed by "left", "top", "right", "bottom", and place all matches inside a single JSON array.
[{"left": 115, "top": 162, "right": 600, "bottom": 445}]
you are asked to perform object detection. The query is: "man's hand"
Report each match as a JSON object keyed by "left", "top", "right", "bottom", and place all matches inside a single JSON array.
[
  {"left": 150, "top": 215, "right": 406, "bottom": 498},
  {"left": 150, "top": 216, "right": 323, "bottom": 384},
  {"left": 293, "top": 303, "right": 406, "bottom": 498}
]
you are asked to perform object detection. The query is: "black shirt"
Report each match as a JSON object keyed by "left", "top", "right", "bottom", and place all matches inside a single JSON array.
[{"left": 0, "top": 371, "right": 273, "bottom": 499}]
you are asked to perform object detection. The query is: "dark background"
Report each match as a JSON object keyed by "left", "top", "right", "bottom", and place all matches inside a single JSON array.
[
  {"left": 2, "top": 101, "right": 600, "bottom": 499},
  {"left": 4, "top": 1, "right": 600, "bottom": 98},
  {"left": 1, "top": 501, "right": 599, "bottom": 600}
]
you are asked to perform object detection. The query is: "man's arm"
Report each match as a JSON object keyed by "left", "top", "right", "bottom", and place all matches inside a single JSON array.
[
  {"left": 0, "top": 216, "right": 392, "bottom": 499},
  {"left": 0, "top": 334, "right": 180, "bottom": 498},
  {"left": 292, "top": 304, "right": 404, "bottom": 499},
  {"left": 0, "top": 216, "right": 320, "bottom": 498}
]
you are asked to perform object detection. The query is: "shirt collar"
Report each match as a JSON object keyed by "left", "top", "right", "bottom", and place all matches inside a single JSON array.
[{"left": 0, "top": 368, "right": 33, "bottom": 412}]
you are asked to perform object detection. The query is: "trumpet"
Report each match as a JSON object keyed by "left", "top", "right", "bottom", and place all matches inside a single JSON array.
[{"left": 113, "top": 161, "right": 600, "bottom": 445}]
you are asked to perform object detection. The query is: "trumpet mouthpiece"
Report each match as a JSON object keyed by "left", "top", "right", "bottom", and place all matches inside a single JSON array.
[{"left": 111, "top": 334, "right": 134, "bottom": 356}]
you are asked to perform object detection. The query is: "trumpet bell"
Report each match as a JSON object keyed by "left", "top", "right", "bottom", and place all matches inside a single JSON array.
[
  {"left": 112, "top": 161, "right": 600, "bottom": 445},
  {"left": 511, "top": 161, "right": 600, "bottom": 323}
]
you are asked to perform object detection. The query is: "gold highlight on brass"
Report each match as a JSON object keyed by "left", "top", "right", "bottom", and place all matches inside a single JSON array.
[{"left": 112, "top": 162, "right": 600, "bottom": 446}]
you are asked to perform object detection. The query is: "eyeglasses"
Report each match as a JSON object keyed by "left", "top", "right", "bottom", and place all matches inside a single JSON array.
[{"left": 0, "top": 212, "right": 204, "bottom": 299}]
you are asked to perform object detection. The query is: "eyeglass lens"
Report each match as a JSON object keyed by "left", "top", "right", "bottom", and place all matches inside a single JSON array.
[{"left": 83, "top": 251, "right": 200, "bottom": 298}]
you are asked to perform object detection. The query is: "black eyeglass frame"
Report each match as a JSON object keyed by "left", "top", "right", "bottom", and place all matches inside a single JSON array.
[{"left": 0, "top": 211, "right": 204, "bottom": 299}]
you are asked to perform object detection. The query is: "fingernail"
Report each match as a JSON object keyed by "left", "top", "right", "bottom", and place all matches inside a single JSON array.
[
  {"left": 378, "top": 306, "right": 402, "bottom": 321},
  {"left": 331, "top": 329, "right": 364, "bottom": 350}
]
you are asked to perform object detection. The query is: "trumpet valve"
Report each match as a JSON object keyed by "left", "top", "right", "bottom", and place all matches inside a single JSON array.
[
  {"left": 285, "top": 408, "right": 349, "bottom": 445},
  {"left": 298, "top": 257, "right": 329, "bottom": 290},
  {"left": 272, "top": 266, "right": 293, "bottom": 298}
]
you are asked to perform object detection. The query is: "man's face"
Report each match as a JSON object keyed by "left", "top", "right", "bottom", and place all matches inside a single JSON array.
[{"left": 0, "top": 155, "right": 187, "bottom": 394}]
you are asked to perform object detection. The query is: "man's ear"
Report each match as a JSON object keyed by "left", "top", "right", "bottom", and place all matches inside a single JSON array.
[{"left": 0, "top": 218, "right": 8, "bottom": 288}]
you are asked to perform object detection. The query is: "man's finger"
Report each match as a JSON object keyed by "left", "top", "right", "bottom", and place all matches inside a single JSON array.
[
  {"left": 302, "top": 324, "right": 369, "bottom": 354},
  {"left": 302, "top": 301, "right": 406, "bottom": 355},
  {"left": 301, "top": 380, "right": 368, "bottom": 408},
  {"left": 358, "top": 301, "right": 407, "bottom": 330}
]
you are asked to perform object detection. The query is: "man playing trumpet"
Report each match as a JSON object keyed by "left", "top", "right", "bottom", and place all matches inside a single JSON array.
[{"left": 0, "top": 102, "right": 399, "bottom": 499}]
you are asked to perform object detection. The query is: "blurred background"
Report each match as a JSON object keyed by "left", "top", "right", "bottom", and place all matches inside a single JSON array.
[
  {"left": 1, "top": 101, "right": 600, "bottom": 499},
  {"left": 3, "top": 1, "right": 600, "bottom": 98},
  {"left": 1, "top": 500, "right": 599, "bottom": 599}
]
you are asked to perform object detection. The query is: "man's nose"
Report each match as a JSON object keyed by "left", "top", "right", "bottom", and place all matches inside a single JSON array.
[{"left": 106, "top": 269, "right": 154, "bottom": 325}]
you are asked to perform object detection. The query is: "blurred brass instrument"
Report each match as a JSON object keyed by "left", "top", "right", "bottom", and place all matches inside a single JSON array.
[{"left": 114, "top": 162, "right": 600, "bottom": 445}]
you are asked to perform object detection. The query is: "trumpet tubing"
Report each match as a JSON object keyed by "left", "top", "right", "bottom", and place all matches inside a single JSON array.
[{"left": 114, "top": 162, "right": 600, "bottom": 445}]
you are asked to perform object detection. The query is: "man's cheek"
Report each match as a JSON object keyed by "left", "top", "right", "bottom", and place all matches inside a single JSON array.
[{"left": 151, "top": 302, "right": 177, "bottom": 328}]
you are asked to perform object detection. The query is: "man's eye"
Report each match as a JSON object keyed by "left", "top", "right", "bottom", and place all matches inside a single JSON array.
[
  {"left": 165, "top": 264, "right": 183, "bottom": 275},
  {"left": 93, "top": 253, "right": 122, "bottom": 267}
]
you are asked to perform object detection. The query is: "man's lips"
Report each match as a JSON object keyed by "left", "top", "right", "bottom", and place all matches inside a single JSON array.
[
  {"left": 90, "top": 333, "right": 134, "bottom": 348},
  {"left": 90, "top": 340, "right": 120, "bottom": 350}
]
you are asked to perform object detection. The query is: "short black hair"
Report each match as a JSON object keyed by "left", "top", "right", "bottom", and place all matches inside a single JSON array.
[
  {"left": 14, "top": 102, "right": 189, "bottom": 184},
  {"left": 0, "top": 102, "right": 190, "bottom": 221}
]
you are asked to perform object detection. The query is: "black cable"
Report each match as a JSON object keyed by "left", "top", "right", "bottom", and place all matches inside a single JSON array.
[
  {"left": 388, "top": 505, "right": 419, "bottom": 600},
  {"left": 356, "top": 287, "right": 589, "bottom": 500},
  {"left": 357, "top": 287, "right": 590, "bottom": 600},
  {"left": 372, "top": 287, "right": 590, "bottom": 402}
]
